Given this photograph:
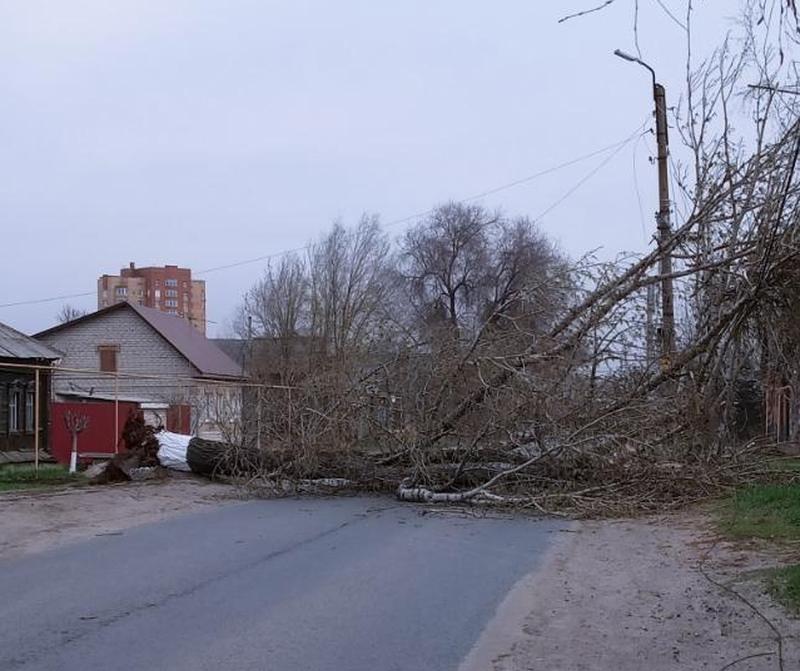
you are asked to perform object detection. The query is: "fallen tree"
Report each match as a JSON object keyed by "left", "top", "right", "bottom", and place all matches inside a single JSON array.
[
  {"left": 90, "top": 411, "right": 164, "bottom": 484},
  {"left": 205, "top": 3, "right": 800, "bottom": 514}
]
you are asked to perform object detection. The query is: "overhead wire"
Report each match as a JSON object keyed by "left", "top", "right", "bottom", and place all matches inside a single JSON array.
[
  {"left": 632, "top": 132, "right": 650, "bottom": 244},
  {"left": 0, "top": 124, "right": 647, "bottom": 311},
  {"left": 195, "top": 126, "right": 647, "bottom": 275},
  {"left": 532, "top": 127, "right": 645, "bottom": 223}
]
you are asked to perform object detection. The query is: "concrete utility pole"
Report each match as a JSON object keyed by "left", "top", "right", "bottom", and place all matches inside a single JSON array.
[{"left": 615, "top": 50, "right": 676, "bottom": 367}]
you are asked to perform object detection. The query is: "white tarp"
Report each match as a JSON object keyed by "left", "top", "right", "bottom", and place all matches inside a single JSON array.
[{"left": 156, "top": 430, "right": 192, "bottom": 471}]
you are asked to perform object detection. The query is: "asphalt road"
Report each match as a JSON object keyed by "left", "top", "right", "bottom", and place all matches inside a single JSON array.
[{"left": 0, "top": 497, "right": 559, "bottom": 671}]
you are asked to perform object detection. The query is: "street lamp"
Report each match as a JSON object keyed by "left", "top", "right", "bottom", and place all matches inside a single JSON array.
[
  {"left": 614, "top": 49, "right": 656, "bottom": 87},
  {"left": 614, "top": 49, "right": 675, "bottom": 367}
]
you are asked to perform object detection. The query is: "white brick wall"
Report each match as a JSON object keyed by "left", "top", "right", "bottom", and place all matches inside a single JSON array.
[
  {"left": 37, "top": 308, "right": 242, "bottom": 439},
  {"left": 37, "top": 309, "right": 197, "bottom": 402}
]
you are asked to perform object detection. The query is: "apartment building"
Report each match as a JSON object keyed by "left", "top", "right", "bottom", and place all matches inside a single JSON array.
[{"left": 97, "top": 263, "right": 207, "bottom": 334}]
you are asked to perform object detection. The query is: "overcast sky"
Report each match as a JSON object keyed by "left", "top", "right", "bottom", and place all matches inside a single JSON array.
[{"left": 0, "top": 1, "right": 735, "bottom": 335}]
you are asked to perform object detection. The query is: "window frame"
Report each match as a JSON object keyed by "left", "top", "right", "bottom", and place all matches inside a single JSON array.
[
  {"left": 98, "top": 344, "right": 120, "bottom": 373},
  {"left": 24, "top": 387, "right": 35, "bottom": 433},
  {"left": 8, "top": 386, "right": 21, "bottom": 433}
]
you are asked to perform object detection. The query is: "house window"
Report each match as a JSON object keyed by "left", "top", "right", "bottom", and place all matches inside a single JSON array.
[
  {"left": 8, "top": 388, "right": 21, "bottom": 433},
  {"left": 165, "top": 299, "right": 178, "bottom": 308},
  {"left": 25, "top": 389, "right": 35, "bottom": 432},
  {"left": 165, "top": 279, "right": 178, "bottom": 287},
  {"left": 0, "top": 385, "right": 6, "bottom": 434},
  {"left": 115, "top": 286, "right": 128, "bottom": 296},
  {"left": 98, "top": 344, "right": 119, "bottom": 372},
  {"left": 155, "top": 290, "right": 161, "bottom": 299},
  {"left": 165, "top": 289, "right": 178, "bottom": 297}
]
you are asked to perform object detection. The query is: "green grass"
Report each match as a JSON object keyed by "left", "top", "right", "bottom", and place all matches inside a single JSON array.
[
  {"left": 719, "top": 484, "right": 800, "bottom": 540},
  {"left": 0, "top": 464, "right": 83, "bottom": 492},
  {"left": 768, "top": 564, "right": 800, "bottom": 613},
  {"left": 718, "top": 482, "right": 800, "bottom": 612}
]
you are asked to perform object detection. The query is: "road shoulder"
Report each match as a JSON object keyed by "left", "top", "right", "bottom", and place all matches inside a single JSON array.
[
  {"left": 0, "top": 477, "right": 238, "bottom": 561},
  {"left": 461, "top": 511, "right": 799, "bottom": 671}
]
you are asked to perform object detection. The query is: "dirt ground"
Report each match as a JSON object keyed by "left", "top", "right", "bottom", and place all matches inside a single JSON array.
[
  {"left": 461, "top": 511, "right": 800, "bottom": 671},
  {"left": 0, "top": 476, "right": 239, "bottom": 561}
]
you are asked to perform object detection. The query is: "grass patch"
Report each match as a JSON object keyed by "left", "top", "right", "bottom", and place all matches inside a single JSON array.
[
  {"left": 768, "top": 564, "right": 800, "bottom": 613},
  {"left": 718, "top": 483, "right": 800, "bottom": 614},
  {"left": 0, "top": 464, "right": 83, "bottom": 492},
  {"left": 719, "top": 484, "right": 800, "bottom": 540}
]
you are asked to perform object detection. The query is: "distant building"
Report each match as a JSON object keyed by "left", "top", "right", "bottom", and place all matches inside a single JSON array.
[{"left": 97, "top": 263, "right": 207, "bottom": 334}]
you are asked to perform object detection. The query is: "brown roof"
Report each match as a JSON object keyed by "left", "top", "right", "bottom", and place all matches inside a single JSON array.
[{"left": 35, "top": 303, "right": 243, "bottom": 379}]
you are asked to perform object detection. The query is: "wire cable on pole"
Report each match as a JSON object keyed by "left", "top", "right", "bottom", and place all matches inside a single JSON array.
[{"left": 0, "top": 124, "right": 647, "bottom": 311}]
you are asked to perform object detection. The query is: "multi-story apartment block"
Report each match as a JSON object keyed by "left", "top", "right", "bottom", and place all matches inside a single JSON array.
[{"left": 97, "top": 263, "right": 207, "bottom": 334}]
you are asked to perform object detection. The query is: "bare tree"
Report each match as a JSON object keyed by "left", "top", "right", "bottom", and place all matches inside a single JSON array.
[
  {"left": 243, "top": 255, "right": 308, "bottom": 341},
  {"left": 64, "top": 411, "right": 90, "bottom": 473},
  {"left": 400, "top": 202, "right": 493, "bottom": 336},
  {"left": 55, "top": 304, "right": 87, "bottom": 324},
  {"left": 307, "top": 214, "right": 391, "bottom": 359}
]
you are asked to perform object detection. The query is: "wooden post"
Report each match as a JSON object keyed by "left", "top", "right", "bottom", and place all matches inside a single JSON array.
[
  {"left": 114, "top": 372, "right": 119, "bottom": 454},
  {"left": 256, "top": 387, "right": 262, "bottom": 451},
  {"left": 34, "top": 368, "right": 40, "bottom": 474}
]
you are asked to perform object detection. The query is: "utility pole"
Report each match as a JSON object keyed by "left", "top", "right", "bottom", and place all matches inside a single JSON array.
[
  {"left": 615, "top": 50, "right": 675, "bottom": 368},
  {"left": 653, "top": 81, "right": 675, "bottom": 364}
]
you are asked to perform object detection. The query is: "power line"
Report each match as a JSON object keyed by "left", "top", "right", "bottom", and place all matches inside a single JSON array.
[
  {"left": 381, "top": 127, "right": 646, "bottom": 230},
  {"left": 192, "top": 126, "right": 647, "bottom": 275},
  {"left": 0, "top": 125, "right": 646, "bottom": 310},
  {"left": 632, "top": 133, "right": 649, "bottom": 244},
  {"left": 0, "top": 291, "right": 95, "bottom": 309},
  {"left": 533, "top": 128, "right": 644, "bottom": 222}
]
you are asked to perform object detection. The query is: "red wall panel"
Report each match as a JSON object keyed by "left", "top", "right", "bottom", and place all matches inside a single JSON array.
[
  {"left": 50, "top": 401, "right": 140, "bottom": 464},
  {"left": 166, "top": 404, "right": 191, "bottom": 434}
]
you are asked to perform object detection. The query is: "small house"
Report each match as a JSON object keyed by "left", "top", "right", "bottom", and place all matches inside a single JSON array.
[
  {"left": 0, "top": 322, "right": 61, "bottom": 461},
  {"left": 35, "top": 302, "right": 245, "bottom": 441}
]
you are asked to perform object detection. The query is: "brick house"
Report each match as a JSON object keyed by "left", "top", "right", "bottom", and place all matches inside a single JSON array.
[
  {"left": 0, "top": 321, "right": 61, "bottom": 459},
  {"left": 34, "top": 302, "right": 244, "bottom": 441}
]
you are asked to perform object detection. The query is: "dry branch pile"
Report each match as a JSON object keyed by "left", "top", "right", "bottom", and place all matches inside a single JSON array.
[{"left": 206, "top": 2, "right": 800, "bottom": 514}]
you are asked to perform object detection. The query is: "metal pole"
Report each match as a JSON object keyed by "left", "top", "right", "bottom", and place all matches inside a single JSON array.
[
  {"left": 654, "top": 82, "right": 675, "bottom": 366},
  {"left": 34, "top": 368, "right": 40, "bottom": 474}
]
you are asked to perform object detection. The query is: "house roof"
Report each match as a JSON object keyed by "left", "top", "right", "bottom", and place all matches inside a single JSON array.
[
  {"left": 0, "top": 321, "right": 62, "bottom": 361},
  {"left": 211, "top": 338, "right": 247, "bottom": 370},
  {"left": 35, "top": 302, "right": 243, "bottom": 379}
]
